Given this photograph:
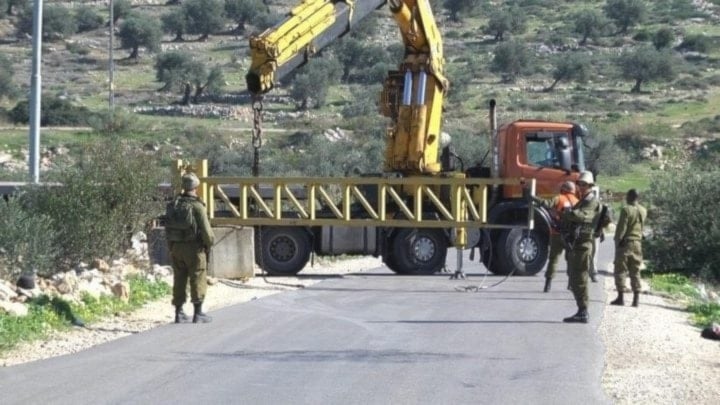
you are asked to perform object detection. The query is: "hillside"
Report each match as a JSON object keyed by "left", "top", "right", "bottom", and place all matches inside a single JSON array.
[{"left": 0, "top": 0, "right": 719, "bottom": 188}]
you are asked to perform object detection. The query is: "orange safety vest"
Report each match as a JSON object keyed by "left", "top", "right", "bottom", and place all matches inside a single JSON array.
[{"left": 551, "top": 192, "right": 579, "bottom": 234}]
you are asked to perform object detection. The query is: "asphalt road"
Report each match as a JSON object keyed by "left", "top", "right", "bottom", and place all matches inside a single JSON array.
[{"left": 0, "top": 243, "right": 613, "bottom": 405}]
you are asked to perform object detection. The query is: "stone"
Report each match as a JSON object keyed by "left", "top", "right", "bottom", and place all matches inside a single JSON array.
[
  {"left": 0, "top": 301, "right": 28, "bottom": 317},
  {"left": 91, "top": 259, "right": 110, "bottom": 273},
  {"left": 0, "top": 281, "right": 18, "bottom": 301},
  {"left": 111, "top": 282, "right": 130, "bottom": 302}
]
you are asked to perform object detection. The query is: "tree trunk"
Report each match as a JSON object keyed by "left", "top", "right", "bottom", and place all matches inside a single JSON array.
[
  {"left": 580, "top": 34, "right": 588, "bottom": 46},
  {"left": 173, "top": 33, "right": 184, "bottom": 42},
  {"left": 182, "top": 83, "right": 192, "bottom": 105},
  {"left": 543, "top": 77, "right": 562, "bottom": 92},
  {"left": 193, "top": 85, "right": 205, "bottom": 104},
  {"left": 130, "top": 47, "right": 139, "bottom": 60},
  {"left": 199, "top": 33, "right": 209, "bottom": 42},
  {"left": 631, "top": 79, "right": 642, "bottom": 93}
]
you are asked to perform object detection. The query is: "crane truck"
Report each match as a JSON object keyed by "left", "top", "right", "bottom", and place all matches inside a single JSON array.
[{"left": 210, "top": 0, "right": 588, "bottom": 277}]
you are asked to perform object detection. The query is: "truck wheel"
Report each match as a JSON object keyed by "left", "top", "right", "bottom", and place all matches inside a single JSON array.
[
  {"left": 382, "top": 252, "right": 404, "bottom": 274},
  {"left": 480, "top": 231, "right": 504, "bottom": 275},
  {"left": 390, "top": 228, "right": 447, "bottom": 275},
  {"left": 496, "top": 228, "right": 548, "bottom": 276},
  {"left": 255, "top": 227, "right": 311, "bottom": 276}
]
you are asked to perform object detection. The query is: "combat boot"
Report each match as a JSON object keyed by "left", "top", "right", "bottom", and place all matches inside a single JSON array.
[
  {"left": 563, "top": 309, "right": 589, "bottom": 323},
  {"left": 175, "top": 306, "right": 190, "bottom": 324},
  {"left": 193, "top": 302, "right": 213, "bottom": 323},
  {"left": 543, "top": 279, "right": 552, "bottom": 293},
  {"left": 632, "top": 292, "right": 640, "bottom": 307},
  {"left": 610, "top": 292, "right": 624, "bottom": 306}
]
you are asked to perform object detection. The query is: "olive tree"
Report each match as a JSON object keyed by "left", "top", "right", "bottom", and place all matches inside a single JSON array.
[
  {"left": 75, "top": 5, "right": 104, "bottom": 33},
  {"left": 485, "top": 7, "right": 526, "bottom": 41},
  {"left": 618, "top": 45, "right": 675, "bottom": 93},
  {"left": 224, "top": 0, "right": 265, "bottom": 34},
  {"left": 573, "top": 8, "right": 609, "bottom": 46},
  {"left": 162, "top": 9, "right": 187, "bottom": 42},
  {"left": 490, "top": 40, "right": 532, "bottom": 83},
  {"left": 603, "top": 0, "right": 646, "bottom": 35},
  {"left": 184, "top": 0, "right": 226, "bottom": 41},
  {"left": 17, "top": 4, "right": 77, "bottom": 39},
  {"left": 289, "top": 57, "right": 342, "bottom": 110},
  {"left": 5, "top": 0, "right": 26, "bottom": 16},
  {"left": 118, "top": 14, "right": 162, "bottom": 60},
  {"left": 155, "top": 51, "right": 225, "bottom": 105},
  {"left": 112, "top": 0, "right": 132, "bottom": 24},
  {"left": 653, "top": 27, "right": 674, "bottom": 50},
  {"left": 443, "top": 0, "right": 479, "bottom": 22},
  {"left": 544, "top": 52, "right": 591, "bottom": 92}
]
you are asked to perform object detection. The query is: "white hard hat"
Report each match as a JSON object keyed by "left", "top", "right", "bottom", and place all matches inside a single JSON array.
[{"left": 578, "top": 171, "right": 594, "bottom": 185}]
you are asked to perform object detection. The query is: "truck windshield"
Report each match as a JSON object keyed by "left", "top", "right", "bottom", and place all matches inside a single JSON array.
[{"left": 525, "top": 132, "right": 569, "bottom": 169}]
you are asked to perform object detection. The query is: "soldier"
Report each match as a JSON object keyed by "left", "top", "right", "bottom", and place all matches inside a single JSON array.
[
  {"left": 561, "top": 171, "right": 600, "bottom": 323},
  {"left": 532, "top": 181, "right": 579, "bottom": 292},
  {"left": 611, "top": 189, "right": 647, "bottom": 307},
  {"left": 166, "top": 172, "right": 215, "bottom": 323}
]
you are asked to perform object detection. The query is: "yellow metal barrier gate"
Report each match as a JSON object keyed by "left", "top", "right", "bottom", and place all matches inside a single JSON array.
[{"left": 174, "top": 160, "right": 536, "bottom": 248}]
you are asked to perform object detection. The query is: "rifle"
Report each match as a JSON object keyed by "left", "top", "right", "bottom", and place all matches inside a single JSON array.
[{"left": 594, "top": 204, "right": 609, "bottom": 242}]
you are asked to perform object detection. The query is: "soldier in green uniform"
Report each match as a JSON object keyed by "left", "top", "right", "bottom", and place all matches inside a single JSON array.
[
  {"left": 532, "top": 181, "right": 578, "bottom": 293},
  {"left": 611, "top": 189, "right": 647, "bottom": 307},
  {"left": 561, "top": 171, "right": 600, "bottom": 323},
  {"left": 166, "top": 172, "right": 215, "bottom": 323}
]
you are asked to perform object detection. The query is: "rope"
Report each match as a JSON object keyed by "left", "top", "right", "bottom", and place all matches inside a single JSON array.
[{"left": 452, "top": 229, "right": 522, "bottom": 292}]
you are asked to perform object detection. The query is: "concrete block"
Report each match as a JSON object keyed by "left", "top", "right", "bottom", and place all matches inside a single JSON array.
[
  {"left": 148, "top": 226, "right": 255, "bottom": 280},
  {"left": 148, "top": 227, "right": 170, "bottom": 266},
  {"left": 209, "top": 226, "right": 255, "bottom": 279}
]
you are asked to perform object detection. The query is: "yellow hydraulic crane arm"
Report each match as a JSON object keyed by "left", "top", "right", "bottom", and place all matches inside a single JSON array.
[
  {"left": 382, "top": 0, "right": 448, "bottom": 174},
  {"left": 246, "top": 0, "right": 387, "bottom": 94},
  {"left": 246, "top": 0, "right": 448, "bottom": 175}
]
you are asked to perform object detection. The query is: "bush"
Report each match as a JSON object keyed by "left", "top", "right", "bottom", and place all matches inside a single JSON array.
[
  {"left": 0, "top": 197, "right": 59, "bottom": 279},
  {"left": 583, "top": 125, "right": 631, "bottom": 177},
  {"left": 693, "top": 139, "right": 720, "bottom": 171},
  {"left": 75, "top": 5, "right": 104, "bottom": 33},
  {"left": 10, "top": 96, "right": 96, "bottom": 126},
  {"left": 87, "top": 109, "right": 142, "bottom": 135},
  {"left": 42, "top": 5, "right": 78, "bottom": 39},
  {"left": 645, "top": 170, "right": 720, "bottom": 281},
  {"left": 0, "top": 54, "right": 16, "bottom": 101},
  {"left": 676, "top": 34, "right": 714, "bottom": 53},
  {"left": 19, "top": 140, "right": 164, "bottom": 271}
]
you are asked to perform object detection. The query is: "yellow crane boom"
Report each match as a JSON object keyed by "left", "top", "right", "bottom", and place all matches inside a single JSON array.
[{"left": 246, "top": 0, "right": 449, "bottom": 175}]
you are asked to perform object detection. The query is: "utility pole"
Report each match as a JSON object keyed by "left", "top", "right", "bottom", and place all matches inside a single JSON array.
[
  {"left": 28, "top": 0, "right": 43, "bottom": 183},
  {"left": 109, "top": 0, "right": 115, "bottom": 116}
]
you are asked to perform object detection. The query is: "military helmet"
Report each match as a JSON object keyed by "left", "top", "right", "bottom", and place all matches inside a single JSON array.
[
  {"left": 578, "top": 171, "right": 594, "bottom": 185},
  {"left": 560, "top": 181, "right": 576, "bottom": 193},
  {"left": 182, "top": 172, "right": 200, "bottom": 191}
]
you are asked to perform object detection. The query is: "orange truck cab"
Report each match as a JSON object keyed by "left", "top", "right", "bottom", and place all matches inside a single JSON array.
[{"left": 465, "top": 116, "right": 588, "bottom": 276}]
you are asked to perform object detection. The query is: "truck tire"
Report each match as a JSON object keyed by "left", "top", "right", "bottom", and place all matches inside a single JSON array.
[
  {"left": 495, "top": 227, "right": 548, "bottom": 276},
  {"left": 389, "top": 228, "right": 447, "bottom": 275},
  {"left": 255, "top": 227, "right": 311, "bottom": 276}
]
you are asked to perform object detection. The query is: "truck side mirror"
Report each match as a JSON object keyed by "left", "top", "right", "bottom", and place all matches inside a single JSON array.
[{"left": 559, "top": 148, "right": 572, "bottom": 171}]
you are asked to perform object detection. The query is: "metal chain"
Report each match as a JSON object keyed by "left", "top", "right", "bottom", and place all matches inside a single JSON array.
[{"left": 251, "top": 95, "right": 264, "bottom": 177}]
